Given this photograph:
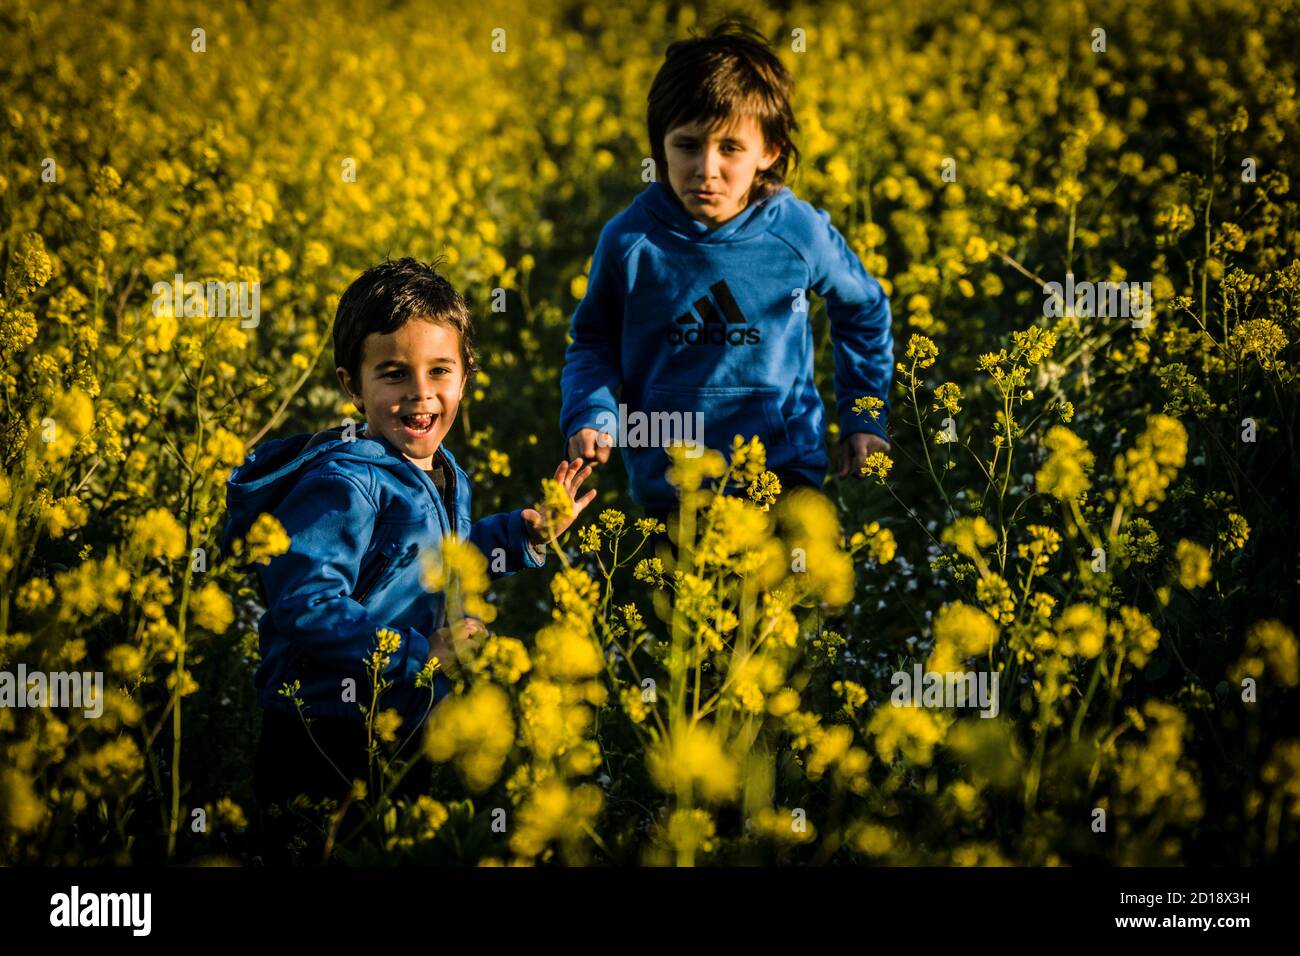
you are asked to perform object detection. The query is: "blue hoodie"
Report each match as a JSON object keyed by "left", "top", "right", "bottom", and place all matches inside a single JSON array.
[
  {"left": 560, "top": 180, "right": 894, "bottom": 510},
  {"left": 220, "top": 423, "right": 545, "bottom": 723}
]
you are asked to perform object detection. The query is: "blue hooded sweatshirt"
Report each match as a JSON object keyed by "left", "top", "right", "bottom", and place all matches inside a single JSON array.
[
  {"left": 559, "top": 180, "right": 894, "bottom": 510},
  {"left": 220, "top": 423, "right": 545, "bottom": 723}
]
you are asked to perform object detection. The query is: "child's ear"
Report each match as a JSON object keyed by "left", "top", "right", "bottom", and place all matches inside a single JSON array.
[{"left": 336, "top": 366, "right": 364, "bottom": 413}]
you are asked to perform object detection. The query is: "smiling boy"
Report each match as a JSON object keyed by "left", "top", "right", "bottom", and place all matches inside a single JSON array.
[
  {"left": 223, "top": 257, "right": 593, "bottom": 854},
  {"left": 560, "top": 19, "right": 894, "bottom": 516}
]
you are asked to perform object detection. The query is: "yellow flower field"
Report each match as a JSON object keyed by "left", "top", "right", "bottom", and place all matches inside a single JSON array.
[{"left": 1, "top": 0, "right": 1298, "bottom": 864}]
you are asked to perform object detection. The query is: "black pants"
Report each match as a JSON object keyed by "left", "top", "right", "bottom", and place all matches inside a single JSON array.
[{"left": 252, "top": 709, "right": 432, "bottom": 864}]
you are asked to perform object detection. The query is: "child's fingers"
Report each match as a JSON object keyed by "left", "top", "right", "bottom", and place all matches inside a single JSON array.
[
  {"left": 573, "top": 488, "right": 598, "bottom": 514},
  {"left": 567, "top": 461, "right": 593, "bottom": 492}
]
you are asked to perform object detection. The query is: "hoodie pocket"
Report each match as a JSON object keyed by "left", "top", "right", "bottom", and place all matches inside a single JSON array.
[
  {"left": 642, "top": 384, "right": 790, "bottom": 456},
  {"left": 352, "top": 554, "right": 391, "bottom": 605},
  {"left": 353, "top": 535, "right": 405, "bottom": 605}
]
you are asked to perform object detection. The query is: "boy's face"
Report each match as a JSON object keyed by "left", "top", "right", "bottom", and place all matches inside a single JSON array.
[
  {"left": 336, "top": 318, "right": 466, "bottom": 470},
  {"left": 663, "top": 114, "right": 781, "bottom": 229}
]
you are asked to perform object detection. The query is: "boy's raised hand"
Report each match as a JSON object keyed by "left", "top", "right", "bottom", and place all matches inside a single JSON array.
[
  {"left": 838, "top": 431, "right": 892, "bottom": 479},
  {"left": 566, "top": 428, "right": 614, "bottom": 467},
  {"left": 522, "top": 458, "right": 597, "bottom": 546}
]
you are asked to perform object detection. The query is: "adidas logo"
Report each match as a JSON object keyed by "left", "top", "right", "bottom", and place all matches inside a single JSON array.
[{"left": 667, "top": 279, "right": 761, "bottom": 346}]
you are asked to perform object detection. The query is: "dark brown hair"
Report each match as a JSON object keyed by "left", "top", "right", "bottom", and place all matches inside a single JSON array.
[
  {"left": 647, "top": 16, "right": 801, "bottom": 204},
  {"left": 332, "top": 256, "right": 478, "bottom": 404}
]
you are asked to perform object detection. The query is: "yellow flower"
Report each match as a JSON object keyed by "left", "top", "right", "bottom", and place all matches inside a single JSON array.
[
  {"left": 510, "top": 780, "right": 603, "bottom": 860},
  {"left": 868, "top": 705, "right": 947, "bottom": 766},
  {"left": 850, "top": 521, "right": 897, "bottom": 564},
  {"left": 1114, "top": 701, "right": 1203, "bottom": 824},
  {"left": 647, "top": 723, "right": 740, "bottom": 804},
  {"left": 533, "top": 619, "right": 602, "bottom": 682},
  {"left": 1116, "top": 414, "right": 1187, "bottom": 511},
  {"left": 474, "top": 636, "right": 533, "bottom": 685},
  {"left": 577, "top": 524, "right": 601, "bottom": 553},
  {"left": 932, "top": 382, "right": 962, "bottom": 415},
  {"left": 665, "top": 444, "right": 726, "bottom": 495},
  {"left": 1231, "top": 620, "right": 1298, "bottom": 688},
  {"left": 374, "top": 709, "right": 402, "bottom": 744},
  {"left": 832, "top": 680, "right": 868, "bottom": 715},
  {"left": 37, "top": 387, "right": 95, "bottom": 463},
  {"left": 40, "top": 495, "right": 88, "bottom": 539},
  {"left": 1174, "top": 539, "right": 1212, "bottom": 590},
  {"left": 728, "top": 435, "right": 767, "bottom": 485},
  {"left": 635, "top": 517, "right": 666, "bottom": 536},
  {"left": 927, "top": 601, "right": 999, "bottom": 672},
  {"left": 851, "top": 822, "right": 896, "bottom": 857},
  {"left": 1036, "top": 426, "right": 1093, "bottom": 500},
  {"left": 861, "top": 451, "right": 894, "bottom": 481},
  {"left": 15, "top": 578, "right": 55, "bottom": 612},
  {"left": 1054, "top": 604, "right": 1107, "bottom": 658},
  {"left": 424, "top": 683, "right": 515, "bottom": 792},
  {"left": 375, "top": 627, "right": 402, "bottom": 655},
  {"left": 55, "top": 553, "right": 132, "bottom": 622},
  {"left": 1219, "top": 513, "right": 1250, "bottom": 552},
  {"left": 853, "top": 395, "right": 886, "bottom": 421},
  {"left": 976, "top": 574, "right": 1016, "bottom": 625},
  {"left": 421, "top": 535, "right": 494, "bottom": 622},
  {"left": 240, "top": 513, "right": 290, "bottom": 565},
  {"left": 0, "top": 769, "right": 44, "bottom": 832},
  {"left": 214, "top": 796, "right": 248, "bottom": 831},
  {"left": 1110, "top": 606, "right": 1161, "bottom": 669},
  {"left": 130, "top": 507, "right": 187, "bottom": 562},
  {"left": 191, "top": 582, "right": 234, "bottom": 634},
  {"left": 661, "top": 808, "right": 718, "bottom": 856},
  {"left": 905, "top": 334, "right": 939, "bottom": 368},
  {"left": 1230, "top": 318, "right": 1287, "bottom": 371},
  {"left": 539, "top": 477, "right": 574, "bottom": 530},
  {"left": 747, "top": 470, "right": 782, "bottom": 510},
  {"left": 942, "top": 516, "right": 995, "bottom": 561},
  {"left": 750, "top": 806, "right": 817, "bottom": 845},
  {"left": 303, "top": 240, "right": 331, "bottom": 269}
]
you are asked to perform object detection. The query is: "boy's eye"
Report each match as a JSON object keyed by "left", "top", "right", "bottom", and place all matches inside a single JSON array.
[
  {"left": 675, "top": 142, "right": 741, "bottom": 154},
  {"left": 383, "top": 368, "right": 451, "bottom": 379}
]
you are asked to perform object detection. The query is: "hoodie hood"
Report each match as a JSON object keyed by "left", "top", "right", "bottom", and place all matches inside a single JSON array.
[
  {"left": 220, "top": 422, "right": 412, "bottom": 560},
  {"left": 637, "top": 179, "right": 793, "bottom": 243}
]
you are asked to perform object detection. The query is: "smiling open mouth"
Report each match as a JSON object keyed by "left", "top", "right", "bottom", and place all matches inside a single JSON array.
[{"left": 400, "top": 413, "right": 436, "bottom": 436}]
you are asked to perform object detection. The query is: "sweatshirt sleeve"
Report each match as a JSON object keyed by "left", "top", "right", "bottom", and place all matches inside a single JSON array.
[
  {"left": 559, "top": 224, "right": 625, "bottom": 440},
  {"left": 260, "top": 467, "right": 430, "bottom": 686},
  {"left": 810, "top": 210, "right": 895, "bottom": 442},
  {"left": 468, "top": 509, "right": 547, "bottom": 580}
]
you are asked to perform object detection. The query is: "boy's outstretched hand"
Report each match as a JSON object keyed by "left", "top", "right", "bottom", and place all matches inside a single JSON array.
[
  {"left": 522, "top": 458, "right": 597, "bottom": 546},
  {"left": 838, "top": 432, "right": 892, "bottom": 479}
]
